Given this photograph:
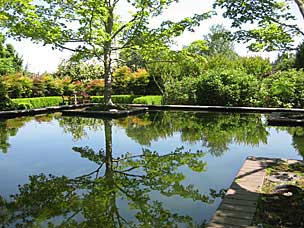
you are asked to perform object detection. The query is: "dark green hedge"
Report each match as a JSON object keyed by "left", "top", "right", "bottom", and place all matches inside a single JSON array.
[{"left": 12, "top": 96, "right": 63, "bottom": 109}]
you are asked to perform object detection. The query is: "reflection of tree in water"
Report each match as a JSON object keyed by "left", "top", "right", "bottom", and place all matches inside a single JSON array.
[
  {"left": 287, "top": 127, "right": 304, "bottom": 159},
  {"left": 0, "top": 114, "right": 105, "bottom": 153},
  {"left": 0, "top": 120, "right": 222, "bottom": 227},
  {"left": 56, "top": 116, "right": 104, "bottom": 141},
  {"left": 118, "top": 112, "right": 269, "bottom": 157},
  {"left": 0, "top": 114, "right": 60, "bottom": 153}
]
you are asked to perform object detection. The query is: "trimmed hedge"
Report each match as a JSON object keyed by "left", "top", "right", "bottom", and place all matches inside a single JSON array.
[
  {"left": 91, "top": 95, "right": 139, "bottom": 104},
  {"left": 9, "top": 95, "right": 163, "bottom": 110},
  {"left": 133, "top": 96, "right": 163, "bottom": 105},
  {"left": 12, "top": 96, "right": 63, "bottom": 109}
]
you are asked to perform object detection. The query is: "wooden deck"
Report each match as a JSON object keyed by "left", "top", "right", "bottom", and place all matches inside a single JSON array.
[{"left": 206, "top": 157, "right": 279, "bottom": 228}]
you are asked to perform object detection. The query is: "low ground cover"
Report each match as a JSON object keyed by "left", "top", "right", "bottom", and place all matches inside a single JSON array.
[{"left": 254, "top": 161, "right": 304, "bottom": 227}]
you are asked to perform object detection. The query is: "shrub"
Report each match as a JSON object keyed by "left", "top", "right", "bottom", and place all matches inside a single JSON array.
[
  {"left": 86, "top": 79, "right": 105, "bottom": 96},
  {"left": 0, "top": 79, "right": 16, "bottom": 110},
  {"left": 164, "top": 76, "right": 199, "bottom": 105},
  {"left": 12, "top": 96, "right": 63, "bottom": 109},
  {"left": 207, "top": 55, "right": 272, "bottom": 78},
  {"left": 113, "top": 66, "right": 150, "bottom": 95},
  {"left": 91, "top": 95, "right": 138, "bottom": 104},
  {"left": 62, "top": 77, "right": 75, "bottom": 96},
  {"left": 274, "top": 53, "right": 296, "bottom": 71},
  {"left": 17, "top": 102, "right": 33, "bottom": 110},
  {"left": 112, "top": 66, "right": 132, "bottom": 94},
  {"left": 0, "top": 58, "right": 15, "bottom": 75},
  {"left": 128, "top": 69, "right": 150, "bottom": 95},
  {"left": 207, "top": 54, "right": 240, "bottom": 71},
  {"left": 41, "top": 74, "right": 64, "bottom": 96},
  {"left": 133, "top": 96, "right": 163, "bottom": 105},
  {"left": 196, "top": 69, "right": 260, "bottom": 106},
  {"left": 260, "top": 69, "right": 304, "bottom": 108},
  {"left": 239, "top": 56, "right": 272, "bottom": 78},
  {"left": 2, "top": 74, "right": 33, "bottom": 98},
  {"left": 32, "top": 76, "right": 46, "bottom": 97}
]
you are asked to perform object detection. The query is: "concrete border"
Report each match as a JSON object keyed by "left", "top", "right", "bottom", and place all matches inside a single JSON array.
[
  {"left": 0, "top": 104, "right": 94, "bottom": 119},
  {"left": 128, "top": 104, "right": 304, "bottom": 113},
  {"left": 61, "top": 107, "right": 148, "bottom": 119},
  {"left": 2, "top": 104, "right": 304, "bottom": 119},
  {"left": 268, "top": 112, "right": 304, "bottom": 126},
  {"left": 206, "top": 157, "right": 283, "bottom": 228}
]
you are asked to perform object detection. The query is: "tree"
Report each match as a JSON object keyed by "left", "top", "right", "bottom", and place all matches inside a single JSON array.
[
  {"left": 0, "top": 34, "right": 23, "bottom": 75},
  {"left": 1, "top": 0, "right": 211, "bottom": 105},
  {"left": 0, "top": 118, "right": 222, "bottom": 227},
  {"left": 214, "top": 0, "right": 304, "bottom": 51},
  {"left": 295, "top": 41, "right": 304, "bottom": 69},
  {"left": 55, "top": 59, "right": 104, "bottom": 82},
  {"left": 203, "top": 24, "right": 237, "bottom": 57}
]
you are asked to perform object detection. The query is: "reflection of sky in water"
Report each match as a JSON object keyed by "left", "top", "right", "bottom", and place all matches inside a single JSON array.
[{"left": 0, "top": 112, "right": 302, "bottom": 226}]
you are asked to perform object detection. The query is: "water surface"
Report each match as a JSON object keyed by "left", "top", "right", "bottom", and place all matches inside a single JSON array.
[{"left": 0, "top": 111, "right": 303, "bottom": 227}]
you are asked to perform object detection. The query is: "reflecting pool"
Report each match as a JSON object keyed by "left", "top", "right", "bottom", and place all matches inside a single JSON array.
[{"left": 0, "top": 111, "right": 303, "bottom": 227}]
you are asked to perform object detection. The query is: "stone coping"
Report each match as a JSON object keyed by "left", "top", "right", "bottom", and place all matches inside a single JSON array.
[
  {"left": 0, "top": 104, "right": 94, "bottom": 119},
  {"left": 129, "top": 104, "right": 304, "bottom": 113},
  {"left": 268, "top": 112, "right": 304, "bottom": 126},
  {"left": 206, "top": 157, "right": 302, "bottom": 228},
  {"left": 61, "top": 107, "right": 148, "bottom": 119},
  {"left": 2, "top": 103, "right": 304, "bottom": 119}
]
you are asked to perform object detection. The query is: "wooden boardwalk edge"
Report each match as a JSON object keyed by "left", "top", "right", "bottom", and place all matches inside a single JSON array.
[{"left": 206, "top": 156, "right": 287, "bottom": 228}]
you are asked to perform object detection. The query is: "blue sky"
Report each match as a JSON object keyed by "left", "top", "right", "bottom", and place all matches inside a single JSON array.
[{"left": 5, "top": 0, "right": 304, "bottom": 73}]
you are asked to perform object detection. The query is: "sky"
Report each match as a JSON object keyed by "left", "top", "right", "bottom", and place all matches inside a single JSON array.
[{"left": 5, "top": 0, "right": 304, "bottom": 74}]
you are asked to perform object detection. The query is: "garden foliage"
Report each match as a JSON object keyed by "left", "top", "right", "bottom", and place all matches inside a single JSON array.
[
  {"left": 133, "top": 96, "right": 163, "bottom": 105},
  {"left": 12, "top": 97, "right": 63, "bottom": 110}
]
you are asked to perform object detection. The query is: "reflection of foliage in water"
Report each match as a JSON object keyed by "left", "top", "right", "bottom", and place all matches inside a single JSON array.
[
  {"left": 287, "top": 127, "right": 304, "bottom": 158},
  {"left": 56, "top": 116, "right": 104, "bottom": 141},
  {"left": 0, "top": 114, "right": 61, "bottom": 153},
  {"left": 117, "top": 112, "right": 269, "bottom": 156},
  {"left": 0, "top": 120, "right": 219, "bottom": 227}
]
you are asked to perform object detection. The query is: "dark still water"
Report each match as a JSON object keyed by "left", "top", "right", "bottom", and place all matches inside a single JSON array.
[{"left": 0, "top": 111, "right": 303, "bottom": 227}]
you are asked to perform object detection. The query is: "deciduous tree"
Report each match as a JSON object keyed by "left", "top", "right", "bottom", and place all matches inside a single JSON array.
[
  {"left": 215, "top": 0, "right": 304, "bottom": 51},
  {"left": 0, "top": 0, "right": 211, "bottom": 105}
]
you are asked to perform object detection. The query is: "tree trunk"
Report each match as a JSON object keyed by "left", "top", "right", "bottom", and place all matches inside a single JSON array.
[
  {"left": 104, "top": 60, "right": 113, "bottom": 106},
  {"left": 295, "top": 0, "right": 304, "bottom": 21},
  {"left": 103, "top": 5, "right": 114, "bottom": 106},
  {"left": 104, "top": 119, "right": 113, "bottom": 177}
]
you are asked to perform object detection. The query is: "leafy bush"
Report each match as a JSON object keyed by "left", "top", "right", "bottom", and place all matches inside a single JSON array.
[
  {"left": 128, "top": 69, "right": 150, "bottom": 95},
  {"left": 0, "top": 79, "right": 16, "bottom": 110},
  {"left": 41, "top": 74, "right": 64, "bottom": 96},
  {"left": 207, "top": 54, "right": 240, "bottom": 71},
  {"left": 113, "top": 66, "right": 150, "bottom": 95},
  {"left": 86, "top": 79, "right": 104, "bottom": 96},
  {"left": 207, "top": 55, "right": 272, "bottom": 78},
  {"left": 239, "top": 56, "right": 272, "bottom": 77},
  {"left": 16, "top": 102, "right": 33, "bottom": 110},
  {"left": 274, "top": 53, "right": 296, "bottom": 71},
  {"left": 55, "top": 60, "right": 103, "bottom": 82},
  {"left": 164, "top": 77, "right": 199, "bottom": 105},
  {"left": 2, "top": 74, "right": 33, "bottom": 98},
  {"left": 91, "top": 95, "right": 138, "bottom": 104},
  {"left": 12, "top": 97, "right": 63, "bottom": 109},
  {"left": 133, "top": 96, "right": 163, "bottom": 105},
  {"left": 260, "top": 69, "right": 304, "bottom": 108},
  {"left": 0, "top": 58, "right": 15, "bottom": 75},
  {"left": 196, "top": 70, "right": 260, "bottom": 106},
  {"left": 32, "top": 76, "right": 46, "bottom": 97}
]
